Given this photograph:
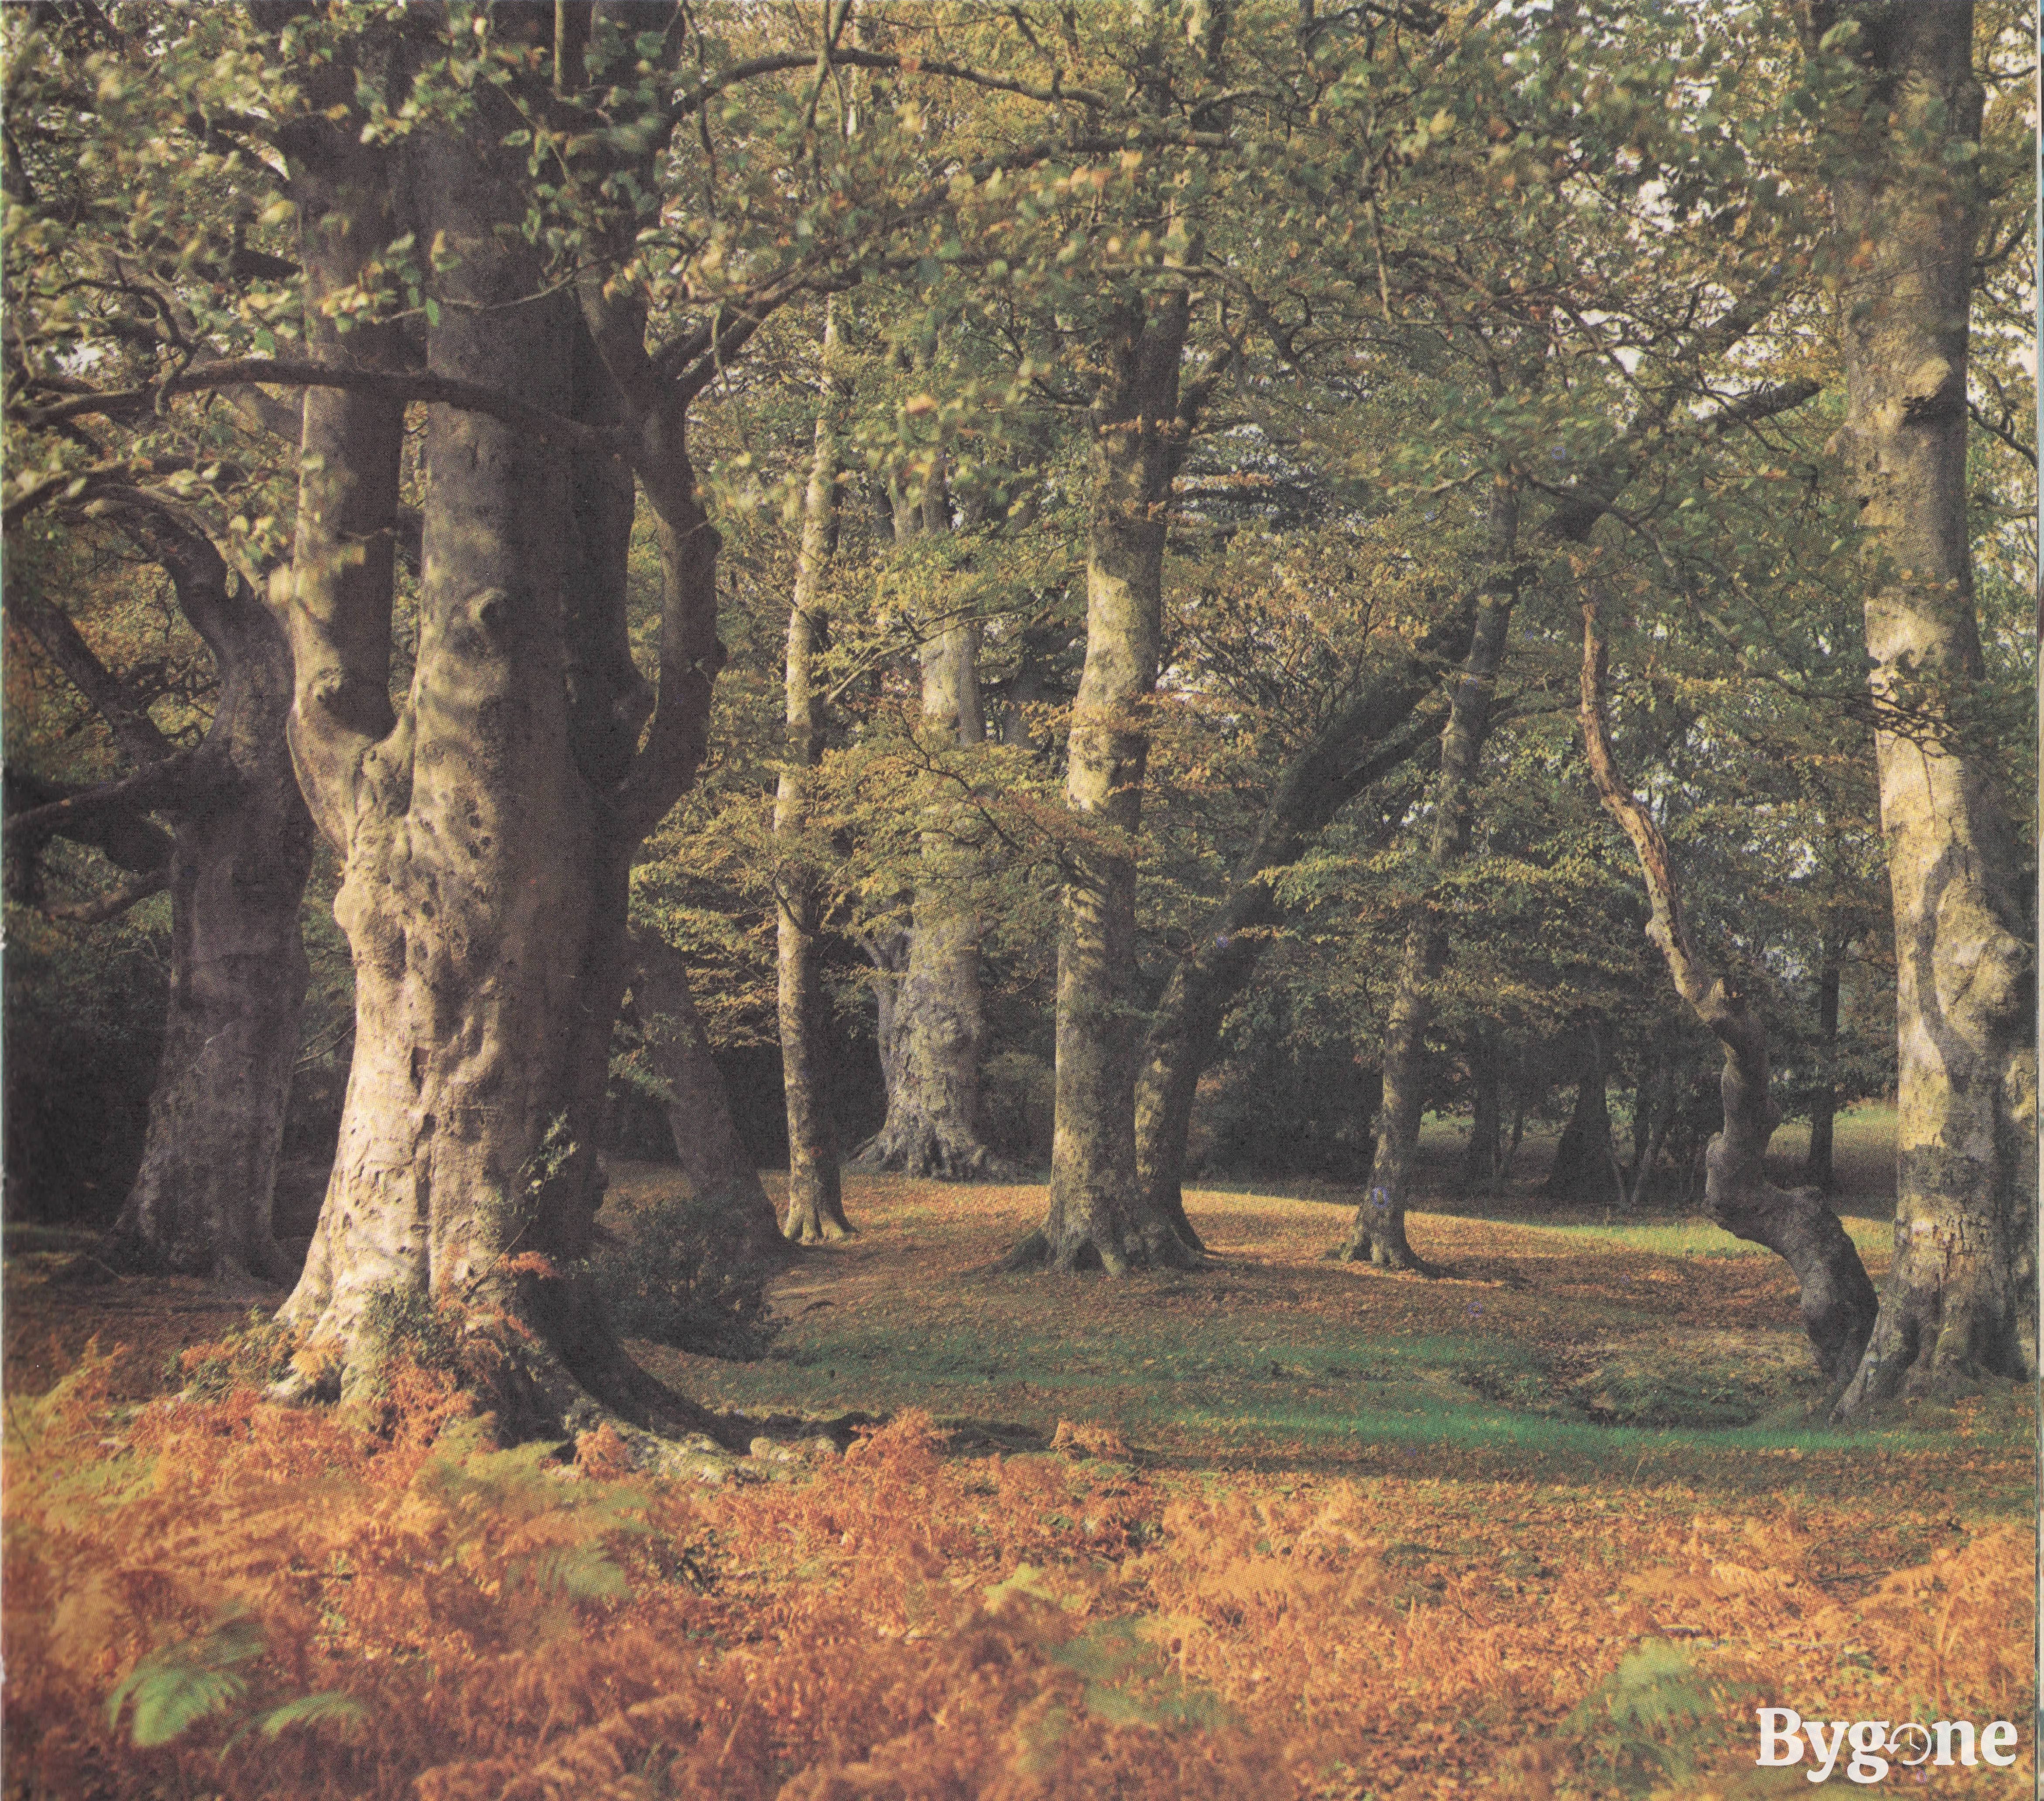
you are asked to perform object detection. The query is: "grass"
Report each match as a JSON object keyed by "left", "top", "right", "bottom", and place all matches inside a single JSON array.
[{"left": 3, "top": 1102, "right": 2033, "bottom": 1799}]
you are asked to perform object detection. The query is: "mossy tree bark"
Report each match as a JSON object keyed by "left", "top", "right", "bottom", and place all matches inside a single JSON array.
[
  {"left": 1582, "top": 600, "right": 1879, "bottom": 1384},
  {"left": 1809, "top": 2, "right": 2035, "bottom": 1411},
  {"left": 776, "top": 302, "right": 851, "bottom": 1245},
  {"left": 1341, "top": 485, "right": 1520, "bottom": 1271}
]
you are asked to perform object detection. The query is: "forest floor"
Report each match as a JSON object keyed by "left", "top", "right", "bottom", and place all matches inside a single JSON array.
[{"left": 3, "top": 1108, "right": 2034, "bottom": 1799}]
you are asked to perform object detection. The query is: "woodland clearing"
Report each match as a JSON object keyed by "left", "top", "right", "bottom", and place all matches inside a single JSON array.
[{"left": 3, "top": 1114, "right": 2031, "bottom": 1800}]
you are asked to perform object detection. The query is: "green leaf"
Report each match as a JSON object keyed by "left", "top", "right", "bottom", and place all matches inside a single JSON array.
[
  {"left": 253, "top": 1692, "right": 368, "bottom": 1740},
  {"left": 424, "top": 298, "right": 440, "bottom": 328}
]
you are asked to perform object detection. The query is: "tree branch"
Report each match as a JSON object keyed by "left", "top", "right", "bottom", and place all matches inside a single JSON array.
[{"left": 22, "top": 358, "right": 622, "bottom": 455}]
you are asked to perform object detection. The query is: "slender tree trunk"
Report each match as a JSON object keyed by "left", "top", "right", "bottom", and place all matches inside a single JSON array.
[
  {"left": 776, "top": 303, "right": 850, "bottom": 1244},
  {"left": 857, "top": 475, "right": 1005, "bottom": 1177},
  {"left": 1582, "top": 600, "right": 1878, "bottom": 1384},
  {"left": 624, "top": 927, "right": 784, "bottom": 1263},
  {"left": 1010, "top": 293, "right": 1198, "bottom": 1273},
  {"left": 1624, "top": 1042, "right": 1675, "bottom": 1209},
  {"left": 1815, "top": 2, "right": 2036, "bottom": 1409},
  {"left": 1343, "top": 486, "right": 1519, "bottom": 1269},
  {"left": 1460, "top": 1022, "right": 1504, "bottom": 1196},
  {"left": 1803, "top": 952, "right": 1841, "bottom": 1192},
  {"left": 1540, "top": 1014, "right": 1625, "bottom": 1211}
]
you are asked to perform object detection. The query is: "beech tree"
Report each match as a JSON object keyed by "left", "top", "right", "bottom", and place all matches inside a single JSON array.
[
  {"left": 3, "top": 6, "right": 318, "bottom": 1279},
  {"left": 1807, "top": 0, "right": 2036, "bottom": 1408}
]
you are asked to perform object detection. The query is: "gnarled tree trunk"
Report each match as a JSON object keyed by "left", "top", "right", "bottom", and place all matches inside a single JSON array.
[
  {"left": 1814, "top": 1, "right": 2035, "bottom": 1410},
  {"left": 1342, "top": 484, "right": 1520, "bottom": 1270},
  {"left": 9, "top": 515, "right": 313, "bottom": 1282},
  {"left": 776, "top": 302, "right": 850, "bottom": 1245},
  {"left": 272, "top": 52, "right": 732, "bottom": 1450},
  {"left": 1582, "top": 598, "right": 1878, "bottom": 1385}
]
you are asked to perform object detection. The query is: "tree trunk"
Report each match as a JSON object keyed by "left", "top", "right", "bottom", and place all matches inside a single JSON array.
[
  {"left": 776, "top": 302, "right": 850, "bottom": 1244},
  {"left": 1582, "top": 599, "right": 1879, "bottom": 1385},
  {"left": 1342, "top": 485, "right": 1520, "bottom": 1270},
  {"left": 856, "top": 473, "right": 1005, "bottom": 1178},
  {"left": 1803, "top": 953, "right": 1841, "bottom": 1192},
  {"left": 271, "top": 84, "right": 728, "bottom": 1449},
  {"left": 108, "top": 570, "right": 313, "bottom": 1282},
  {"left": 1133, "top": 622, "right": 1459, "bottom": 1251},
  {"left": 1460, "top": 1023, "right": 1504, "bottom": 1196},
  {"left": 1010, "top": 293, "right": 1198, "bottom": 1273},
  {"left": 15, "top": 511, "right": 316, "bottom": 1283},
  {"left": 1623, "top": 1042, "right": 1675, "bottom": 1210},
  {"left": 1815, "top": 2, "right": 2036, "bottom": 1410},
  {"left": 1540, "top": 1014, "right": 1625, "bottom": 1211},
  {"left": 624, "top": 927, "right": 784, "bottom": 1263}
]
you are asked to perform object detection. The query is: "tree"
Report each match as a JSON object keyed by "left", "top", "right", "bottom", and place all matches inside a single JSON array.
[
  {"left": 1581, "top": 591, "right": 1879, "bottom": 1384},
  {"left": 1808, "top": 0, "right": 2036, "bottom": 1408},
  {"left": 3, "top": 5, "right": 318, "bottom": 1279},
  {"left": 621, "top": 925, "right": 785, "bottom": 1265},
  {"left": 776, "top": 301, "right": 854, "bottom": 1245}
]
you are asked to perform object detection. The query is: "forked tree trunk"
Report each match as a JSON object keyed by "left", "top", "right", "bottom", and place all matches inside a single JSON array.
[
  {"left": 272, "top": 71, "right": 730, "bottom": 1448},
  {"left": 1342, "top": 485, "right": 1519, "bottom": 1270},
  {"left": 12, "top": 513, "right": 314, "bottom": 1283},
  {"left": 1582, "top": 600, "right": 1878, "bottom": 1384},
  {"left": 1133, "top": 621, "right": 1459, "bottom": 1250},
  {"left": 856, "top": 478, "right": 1004, "bottom": 1178},
  {"left": 1816, "top": 1, "right": 2035, "bottom": 1410},
  {"left": 624, "top": 927, "right": 784, "bottom": 1264},
  {"left": 108, "top": 524, "right": 314, "bottom": 1283},
  {"left": 776, "top": 303, "right": 850, "bottom": 1245},
  {"left": 1009, "top": 292, "right": 1199, "bottom": 1273}
]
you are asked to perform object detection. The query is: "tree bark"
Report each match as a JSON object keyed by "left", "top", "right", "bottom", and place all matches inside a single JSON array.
[
  {"left": 107, "top": 517, "right": 314, "bottom": 1282},
  {"left": 1342, "top": 484, "right": 1520, "bottom": 1270},
  {"left": 271, "top": 67, "right": 728, "bottom": 1446},
  {"left": 623, "top": 927, "right": 784, "bottom": 1264},
  {"left": 11, "top": 515, "right": 313, "bottom": 1282},
  {"left": 776, "top": 302, "right": 850, "bottom": 1244},
  {"left": 1813, "top": 1, "right": 2036, "bottom": 1410},
  {"left": 856, "top": 470, "right": 1005, "bottom": 1177},
  {"left": 1623, "top": 1038, "right": 1676, "bottom": 1209},
  {"left": 1010, "top": 292, "right": 1199, "bottom": 1273},
  {"left": 1582, "top": 598, "right": 1878, "bottom": 1385}
]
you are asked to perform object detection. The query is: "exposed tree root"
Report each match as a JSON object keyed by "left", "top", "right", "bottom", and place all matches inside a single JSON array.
[
  {"left": 999, "top": 1221, "right": 1204, "bottom": 1275},
  {"left": 852, "top": 1119, "right": 1015, "bottom": 1182}
]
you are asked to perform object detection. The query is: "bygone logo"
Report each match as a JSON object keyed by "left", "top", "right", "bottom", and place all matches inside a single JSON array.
[{"left": 1756, "top": 1709, "right": 2021, "bottom": 1784}]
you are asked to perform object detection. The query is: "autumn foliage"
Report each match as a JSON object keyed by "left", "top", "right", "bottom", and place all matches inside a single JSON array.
[{"left": 5, "top": 1301, "right": 2030, "bottom": 1801}]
